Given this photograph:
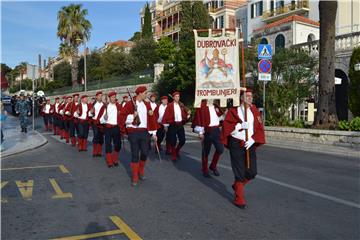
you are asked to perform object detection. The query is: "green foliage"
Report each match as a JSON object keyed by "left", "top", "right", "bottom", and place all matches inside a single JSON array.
[
  {"left": 156, "top": 37, "right": 177, "bottom": 64},
  {"left": 53, "top": 61, "right": 72, "bottom": 86},
  {"left": 154, "top": 1, "right": 210, "bottom": 105},
  {"left": 338, "top": 120, "right": 350, "bottom": 130},
  {"left": 130, "top": 38, "right": 159, "bottom": 70},
  {"left": 1, "top": 63, "right": 12, "bottom": 75},
  {"left": 349, "top": 117, "right": 360, "bottom": 131},
  {"left": 265, "top": 48, "right": 317, "bottom": 126},
  {"left": 338, "top": 117, "right": 360, "bottom": 131},
  {"left": 142, "top": 2, "right": 152, "bottom": 39},
  {"left": 100, "top": 47, "right": 136, "bottom": 78},
  {"left": 349, "top": 47, "right": 360, "bottom": 117},
  {"left": 57, "top": 3, "right": 92, "bottom": 86},
  {"left": 292, "top": 119, "right": 305, "bottom": 128},
  {"left": 78, "top": 48, "right": 102, "bottom": 82},
  {"left": 129, "top": 32, "right": 142, "bottom": 42}
]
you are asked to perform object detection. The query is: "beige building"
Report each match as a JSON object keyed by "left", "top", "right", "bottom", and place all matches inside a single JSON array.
[{"left": 140, "top": 0, "right": 246, "bottom": 42}]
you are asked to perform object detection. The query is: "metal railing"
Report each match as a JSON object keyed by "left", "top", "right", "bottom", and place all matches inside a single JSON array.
[
  {"left": 45, "top": 69, "right": 154, "bottom": 96},
  {"left": 262, "top": 0, "right": 309, "bottom": 19}
]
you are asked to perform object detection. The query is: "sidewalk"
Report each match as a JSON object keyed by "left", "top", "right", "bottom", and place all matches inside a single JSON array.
[
  {"left": 1, "top": 116, "right": 47, "bottom": 158},
  {"left": 184, "top": 124, "right": 360, "bottom": 158}
]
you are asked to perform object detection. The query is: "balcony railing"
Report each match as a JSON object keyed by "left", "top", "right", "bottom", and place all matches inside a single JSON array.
[{"left": 262, "top": 0, "right": 309, "bottom": 20}]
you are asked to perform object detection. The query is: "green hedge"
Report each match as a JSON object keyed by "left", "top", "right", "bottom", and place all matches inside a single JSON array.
[{"left": 338, "top": 117, "right": 360, "bottom": 131}]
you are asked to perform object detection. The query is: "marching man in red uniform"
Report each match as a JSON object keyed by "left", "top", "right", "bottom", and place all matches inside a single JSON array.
[
  {"left": 69, "top": 93, "right": 80, "bottom": 147},
  {"left": 120, "top": 86, "right": 158, "bottom": 187},
  {"left": 121, "top": 95, "right": 129, "bottom": 108},
  {"left": 149, "top": 93, "right": 157, "bottom": 111},
  {"left": 192, "top": 99, "right": 225, "bottom": 177},
  {"left": 221, "top": 89, "right": 265, "bottom": 209},
  {"left": 90, "top": 91, "right": 106, "bottom": 157},
  {"left": 74, "top": 95, "right": 91, "bottom": 151},
  {"left": 58, "top": 96, "right": 67, "bottom": 139},
  {"left": 100, "top": 91, "right": 122, "bottom": 167},
  {"left": 53, "top": 97, "right": 60, "bottom": 135},
  {"left": 63, "top": 96, "right": 73, "bottom": 144},
  {"left": 154, "top": 96, "right": 170, "bottom": 153},
  {"left": 162, "top": 91, "right": 191, "bottom": 161},
  {"left": 41, "top": 99, "right": 54, "bottom": 131}
]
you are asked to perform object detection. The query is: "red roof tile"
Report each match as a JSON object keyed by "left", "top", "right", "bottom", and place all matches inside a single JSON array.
[
  {"left": 254, "top": 15, "right": 319, "bottom": 32},
  {"left": 106, "top": 40, "right": 134, "bottom": 48}
]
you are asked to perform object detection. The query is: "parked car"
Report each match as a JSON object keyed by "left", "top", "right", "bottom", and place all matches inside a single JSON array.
[{"left": 1, "top": 95, "right": 11, "bottom": 105}]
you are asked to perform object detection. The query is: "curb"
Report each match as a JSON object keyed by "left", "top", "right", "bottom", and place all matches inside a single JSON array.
[
  {"left": 1, "top": 130, "right": 48, "bottom": 159},
  {"left": 184, "top": 127, "right": 359, "bottom": 158}
]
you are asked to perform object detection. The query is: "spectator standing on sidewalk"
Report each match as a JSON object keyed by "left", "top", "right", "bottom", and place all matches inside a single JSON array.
[{"left": 0, "top": 101, "right": 8, "bottom": 149}]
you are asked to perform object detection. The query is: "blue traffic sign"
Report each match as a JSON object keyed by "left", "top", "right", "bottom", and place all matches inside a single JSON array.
[
  {"left": 258, "top": 44, "right": 272, "bottom": 60},
  {"left": 258, "top": 59, "right": 272, "bottom": 73}
]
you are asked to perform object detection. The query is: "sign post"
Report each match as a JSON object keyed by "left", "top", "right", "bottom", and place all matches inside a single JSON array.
[
  {"left": 26, "top": 64, "right": 39, "bottom": 132},
  {"left": 257, "top": 44, "right": 272, "bottom": 125}
]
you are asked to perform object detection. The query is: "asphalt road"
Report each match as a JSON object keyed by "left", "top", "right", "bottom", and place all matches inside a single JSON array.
[{"left": 1, "top": 122, "right": 360, "bottom": 240}]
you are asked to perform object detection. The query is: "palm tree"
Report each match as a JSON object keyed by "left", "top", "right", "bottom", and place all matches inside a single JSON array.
[
  {"left": 57, "top": 4, "right": 92, "bottom": 87},
  {"left": 314, "top": 0, "right": 338, "bottom": 129}
]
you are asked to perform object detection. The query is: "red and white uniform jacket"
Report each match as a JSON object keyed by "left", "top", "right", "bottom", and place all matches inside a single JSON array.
[
  {"left": 192, "top": 103, "right": 224, "bottom": 134},
  {"left": 54, "top": 102, "right": 60, "bottom": 116},
  {"left": 74, "top": 102, "right": 91, "bottom": 123},
  {"left": 90, "top": 101, "right": 106, "bottom": 125},
  {"left": 221, "top": 104, "right": 265, "bottom": 148},
  {"left": 119, "top": 100, "right": 158, "bottom": 135},
  {"left": 63, "top": 102, "right": 73, "bottom": 120},
  {"left": 154, "top": 103, "right": 167, "bottom": 126},
  {"left": 70, "top": 101, "right": 79, "bottom": 121},
  {"left": 161, "top": 102, "right": 190, "bottom": 126},
  {"left": 99, "top": 102, "right": 121, "bottom": 127},
  {"left": 42, "top": 103, "right": 54, "bottom": 116}
]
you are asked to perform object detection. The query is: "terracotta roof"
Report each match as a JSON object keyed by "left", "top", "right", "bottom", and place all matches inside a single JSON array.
[
  {"left": 254, "top": 15, "right": 319, "bottom": 32},
  {"left": 106, "top": 40, "right": 134, "bottom": 48}
]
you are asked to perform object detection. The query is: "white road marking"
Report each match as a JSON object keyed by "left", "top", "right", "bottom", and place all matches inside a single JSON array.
[{"left": 186, "top": 154, "right": 360, "bottom": 209}]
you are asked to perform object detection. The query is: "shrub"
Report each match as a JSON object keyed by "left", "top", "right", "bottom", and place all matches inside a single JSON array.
[
  {"left": 350, "top": 117, "right": 360, "bottom": 131},
  {"left": 338, "top": 120, "right": 350, "bottom": 131}
]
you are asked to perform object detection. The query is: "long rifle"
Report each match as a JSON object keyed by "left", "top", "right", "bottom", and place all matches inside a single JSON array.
[{"left": 126, "top": 88, "right": 141, "bottom": 126}]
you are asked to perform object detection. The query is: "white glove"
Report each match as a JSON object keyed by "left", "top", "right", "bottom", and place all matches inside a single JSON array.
[
  {"left": 65, "top": 111, "right": 70, "bottom": 116},
  {"left": 241, "top": 122, "right": 249, "bottom": 130},
  {"left": 234, "top": 123, "right": 242, "bottom": 132},
  {"left": 194, "top": 126, "right": 204, "bottom": 134},
  {"left": 60, "top": 110, "right": 64, "bottom": 115},
  {"left": 74, "top": 112, "right": 79, "bottom": 118},
  {"left": 244, "top": 138, "right": 255, "bottom": 150}
]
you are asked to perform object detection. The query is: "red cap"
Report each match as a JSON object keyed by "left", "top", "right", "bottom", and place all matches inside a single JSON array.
[
  {"left": 55, "top": 97, "right": 59, "bottom": 100},
  {"left": 81, "top": 95, "right": 88, "bottom": 99},
  {"left": 73, "top": 93, "right": 79, "bottom": 97},
  {"left": 240, "top": 88, "right": 253, "bottom": 95},
  {"left": 150, "top": 93, "right": 157, "bottom": 98},
  {"left": 161, "top": 96, "right": 168, "bottom": 100},
  {"left": 135, "top": 86, "right": 147, "bottom": 95},
  {"left": 67, "top": 95, "right": 72, "bottom": 99},
  {"left": 96, "top": 91, "right": 102, "bottom": 96},
  {"left": 62, "top": 96, "right": 67, "bottom": 99},
  {"left": 172, "top": 91, "right": 180, "bottom": 97},
  {"left": 108, "top": 91, "right": 117, "bottom": 98},
  {"left": 123, "top": 95, "right": 128, "bottom": 99}
]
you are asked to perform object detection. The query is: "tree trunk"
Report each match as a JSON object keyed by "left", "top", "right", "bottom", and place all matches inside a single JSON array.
[
  {"left": 71, "top": 55, "right": 79, "bottom": 87},
  {"left": 314, "top": 0, "right": 338, "bottom": 129}
]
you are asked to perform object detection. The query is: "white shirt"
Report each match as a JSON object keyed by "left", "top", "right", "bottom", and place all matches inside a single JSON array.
[
  {"left": 105, "top": 103, "right": 118, "bottom": 125},
  {"left": 78, "top": 103, "right": 88, "bottom": 120},
  {"left": 44, "top": 104, "right": 51, "bottom": 114},
  {"left": 150, "top": 102, "right": 157, "bottom": 111},
  {"left": 208, "top": 105, "right": 220, "bottom": 127},
  {"left": 125, "top": 100, "right": 156, "bottom": 135},
  {"left": 122, "top": 102, "right": 126, "bottom": 108},
  {"left": 174, "top": 102, "right": 182, "bottom": 122},
  {"left": 231, "top": 105, "right": 254, "bottom": 141},
  {"left": 55, "top": 103, "right": 59, "bottom": 113},
  {"left": 158, "top": 104, "right": 167, "bottom": 123},
  {"left": 92, "top": 101, "right": 104, "bottom": 120}
]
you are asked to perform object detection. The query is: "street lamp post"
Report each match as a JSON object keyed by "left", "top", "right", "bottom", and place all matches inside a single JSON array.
[{"left": 84, "top": 42, "right": 87, "bottom": 92}]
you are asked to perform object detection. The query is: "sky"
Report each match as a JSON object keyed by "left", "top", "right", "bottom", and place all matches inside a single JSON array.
[{"left": 1, "top": 0, "right": 146, "bottom": 68}]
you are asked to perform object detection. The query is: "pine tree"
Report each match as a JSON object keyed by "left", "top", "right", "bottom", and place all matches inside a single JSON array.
[{"left": 142, "top": 2, "right": 152, "bottom": 39}]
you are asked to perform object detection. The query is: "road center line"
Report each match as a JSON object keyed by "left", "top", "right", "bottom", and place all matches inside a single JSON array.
[{"left": 186, "top": 154, "right": 360, "bottom": 209}]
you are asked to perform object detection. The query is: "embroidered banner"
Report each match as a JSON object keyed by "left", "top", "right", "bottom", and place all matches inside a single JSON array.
[{"left": 193, "top": 29, "right": 241, "bottom": 107}]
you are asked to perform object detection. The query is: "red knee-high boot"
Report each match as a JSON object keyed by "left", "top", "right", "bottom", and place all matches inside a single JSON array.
[
  {"left": 65, "top": 132, "right": 70, "bottom": 143},
  {"left": 175, "top": 144, "right": 182, "bottom": 157},
  {"left": 97, "top": 144, "right": 103, "bottom": 157},
  {"left": 78, "top": 138, "right": 82, "bottom": 151},
  {"left": 209, "top": 152, "right": 221, "bottom": 176},
  {"left": 83, "top": 139, "right": 87, "bottom": 151},
  {"left": 202, "top": 156, "right": 209, "bottom": 176},
  {"left": 130, "top": 162, "right": 139, "bottom": 186},
  {"left": 105, "top": 153, "right": 113, "bottom": 167},
  {"left": 139, "top": 160, "right": 146, "bottom": 180},
  {"left": 234, "top": 181, "right": 246, "bottom": 209},
  {"left": 71, "top": 137, "right": 76, "bottom": 146},
  {"left": 112, "top": 151, "right": 119, "bottom": 165},
  {"left": 92, "top": 143, "right": 97, "bottom": 156},
  {"left": 171, "top": 146, "right": 177, "bottom": 161}
]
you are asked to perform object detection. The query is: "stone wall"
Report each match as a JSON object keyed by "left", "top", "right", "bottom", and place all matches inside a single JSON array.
[{"left": 265, "top": 126, "right": 360, "bottom": 148}]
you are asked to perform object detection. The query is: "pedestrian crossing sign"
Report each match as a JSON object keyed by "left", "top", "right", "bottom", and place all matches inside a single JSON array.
[{"left": 258, "top": 44, "right": 272, "bottom": 60}]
